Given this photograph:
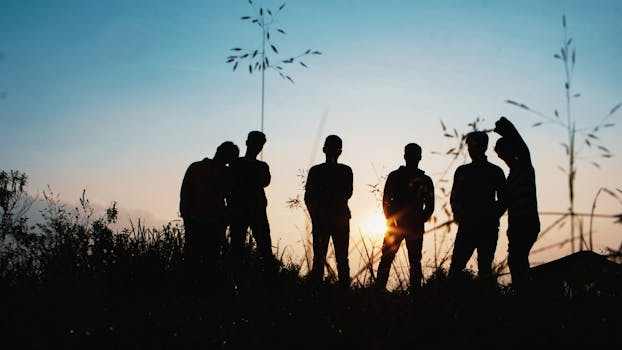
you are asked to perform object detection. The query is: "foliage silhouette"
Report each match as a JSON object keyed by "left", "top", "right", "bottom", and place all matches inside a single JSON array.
[
  {"left": 1, "top": 169, "right": 621, "bottom": 348},
  {"left": 505, "top": 15, "right": 621, "bottom": 253},
  {"left": 227, "top": 0, "right": 322, "bottom": 132}
]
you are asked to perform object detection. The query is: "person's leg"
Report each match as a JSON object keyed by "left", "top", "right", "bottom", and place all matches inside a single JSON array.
[
  {"left": 508, "top": 229, "right": 538, "bottom": 291},
  {"left": 183, "top": 219, "right": 200, "bottom": 278},
  {"left": 250, "top": 209, "right": 274, "bottom": 260},
  {"left": 204, "top": 221, "right": 227, "bottom": 275},
  {"left": 250, "top": 208, "right": 277, "bottom": 278},
  {"left": 405, "top": 231, "right": 424, "bottom": 291},
  {"left": 448, "top": 225, "right": 477, "bottom": 277},
  {"left": 184, "top": 218, "right": 214, "bottom": 284},
  {"left": 476, "top": 227, "right": 499, "bottom": 279},
  {"left": 229, "top": 210, "right": 250, "bottom": 271},
  {"left": 376, "top": 227, "right": 405, "bottom": 290},
  {"left": 331, "top": 215, "right": 351, "bottom": 287},
  {"left": 310, "top": 219, "right": 330, "bottom": 284},
  {"left": 183, "top": 219, "right": 196, "bottom": 261}
]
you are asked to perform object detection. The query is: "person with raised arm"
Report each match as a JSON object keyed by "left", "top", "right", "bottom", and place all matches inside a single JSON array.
[{"left": 494, "top": 116, "right": 540, "bottom": 292}]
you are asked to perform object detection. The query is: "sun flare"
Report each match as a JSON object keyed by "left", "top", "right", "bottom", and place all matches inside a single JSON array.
[{"left": 361, "top": 214, "right": 388, "bottom": 239}]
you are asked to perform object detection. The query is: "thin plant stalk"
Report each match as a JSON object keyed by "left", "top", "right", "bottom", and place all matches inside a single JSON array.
[
  {"left": 261, "top": 22, "right": 266, "bottom": 133},
  {"left": 589, "top": 188, "right": 621, "bottom": 251},
  {"left": 506, "top": 15, "right": 620, "bottom": 254},
  {"left": 228, "top": 1, "right": 321, "bottom": 141},
  {"left": 561, "top": 17, "right": 578, "bottom": 253},
  {"left": 588, "top": 188, "right": 603, "bottom": 251}
]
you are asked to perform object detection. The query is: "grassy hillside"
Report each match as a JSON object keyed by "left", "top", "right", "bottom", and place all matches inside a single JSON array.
[{"left": 1, "top": 171, "right": 620, "bottom": 349}]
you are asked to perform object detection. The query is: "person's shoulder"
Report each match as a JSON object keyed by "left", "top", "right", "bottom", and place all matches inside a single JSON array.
[
  {"left": 308, "top": 163, "right": 323, "bottom": 172},
  {"left": 387, "top": 167, "right": 403, "bottom": 178},
  {"left": 422, "top": 172, "right": 434, "bottom": 183},
  {"left": 455, "top": 163, "right": 468, "bottom": 172},
  {"left": 392, "top": 166, "right": 406, "bottom": 174},
  {"left": 485, "top": 161, "right": 505, "bottom": 174},
  {"left": 245, "top": 157, "right": 268, "bottom": 168},
  {"left": 338, "top": 163, "right": 353, "bottom": 172},
  {"left": 186, "top": 159, "right": 215, "bottom": 178},
  {"left": 413, "top": 168, "right": 433, "bottom": 182},
  {"left": 257, "top": 158, "right": 269, "bottom": 166},
  {"left": 187, "top": 161, "right": 201, "bottom": 170},
  {"left": 188, "top": 158, "right": 210, "bottom": 170}
]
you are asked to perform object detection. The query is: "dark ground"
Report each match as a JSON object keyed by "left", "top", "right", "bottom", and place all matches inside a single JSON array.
[{"left": 2, "top": 262, "right": 620, "bottom": 350}]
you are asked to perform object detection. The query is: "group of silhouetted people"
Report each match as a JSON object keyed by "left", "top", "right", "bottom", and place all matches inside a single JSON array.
[
  {"left": 179, "top": 117, "right": 541, "bottom": 293},
  {"left": 179, "top": 131, "right": 276, "bottom": 284},
  {"left": 445, "top": 117, "right": 540, "bottom": 292}
]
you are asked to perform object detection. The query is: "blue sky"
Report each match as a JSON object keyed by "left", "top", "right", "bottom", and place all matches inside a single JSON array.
[{"left": 1, "top": 0, "right": 621, "bottom": 273}]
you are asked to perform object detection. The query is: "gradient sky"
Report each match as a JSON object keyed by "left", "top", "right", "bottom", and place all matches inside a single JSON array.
[{"left": 1, "top": 0, "right": 621, "bottom": 276}]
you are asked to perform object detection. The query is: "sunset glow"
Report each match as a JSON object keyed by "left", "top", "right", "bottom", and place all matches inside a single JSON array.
[
  {"left": 1, "top": 0, "right": 620, "bottom": 270},
  {"left": 361, "top": 213, "right": 388, "bottom": 239}
]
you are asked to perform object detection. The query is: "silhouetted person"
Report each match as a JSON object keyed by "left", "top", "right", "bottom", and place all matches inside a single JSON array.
[
  {"left": 494, "top": 117, "right": 540, "bottom": 292},
  {"left": 376, "top": 143, "right": 435, "bottom": 292},
  {"left": 229, "top": 131, "right": 277, "bottom": 278},
  {"left": 305, "top": 135, "right": 353, "bottom": 287},
  {"left": 448, "top": 131, "right": 506, "bottom": 280},
  {"left": 179, "top": 141, "right": 239, "bottom": 280}
]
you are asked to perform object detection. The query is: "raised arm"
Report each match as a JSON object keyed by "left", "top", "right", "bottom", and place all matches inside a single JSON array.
[{"left": 494, "top": 116, "right": 532, "bottom": 163}]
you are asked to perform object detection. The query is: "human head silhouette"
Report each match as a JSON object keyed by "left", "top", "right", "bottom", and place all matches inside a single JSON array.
[
  {"left": 465, "top": 131, "right": 488, "bottom": 161},
  {"left": 245, "top": 130, "right": 266, "bottom": 158},
  {"left": 323, "top": 134, "right": 342, "bottom": 163},
  {"left": 214, "top": 141, "right": 239, "bottom": 165},
  {"left": 494, "top": 137, "right": 515, "bottom": 165},
  {"left": 404, "top": 143, "right": 422, "bottom": 168}
]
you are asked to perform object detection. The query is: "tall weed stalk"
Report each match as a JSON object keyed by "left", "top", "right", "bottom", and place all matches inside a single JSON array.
[{"left": 506, "top": 15, "right": 621, "bottom": 253}]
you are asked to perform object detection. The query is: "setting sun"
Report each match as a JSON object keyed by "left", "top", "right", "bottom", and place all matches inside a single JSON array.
[{"left": 361, "top": 214, "right": 388, "bottom": 239}]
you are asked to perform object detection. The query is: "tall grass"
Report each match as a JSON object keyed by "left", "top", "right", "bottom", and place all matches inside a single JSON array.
[
  {"left": 506, "top": 15, "right": 621, "bottom": 253},
  {"left": 2, "top": 169, "right": 620, "bottom": 348},
  {"left": 0, "top": 171, "right": 185, "bottom": 288}
]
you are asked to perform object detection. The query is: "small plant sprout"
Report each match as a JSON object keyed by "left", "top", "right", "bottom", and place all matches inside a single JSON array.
[
  {"left": 227, "top": 1, "right": 322, "bottom": 133},
  {"left": 506, "top": 15, "right": 621, "bottom": 253}
]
